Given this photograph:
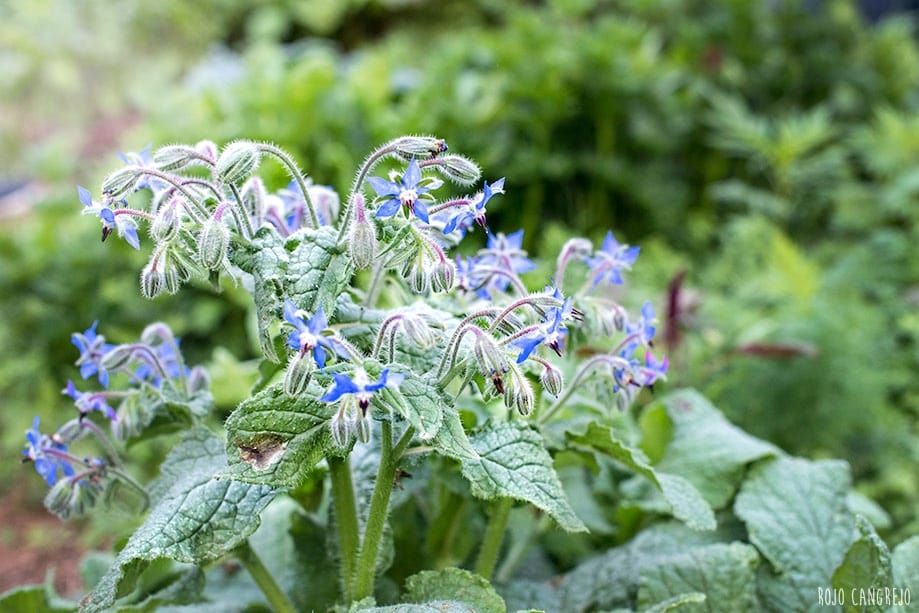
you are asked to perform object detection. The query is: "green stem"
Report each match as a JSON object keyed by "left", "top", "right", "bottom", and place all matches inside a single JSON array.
[
  {"left": 352, "top": 422, "right": 413, "bottom": 601},
  {"left": 258, "top": 143, "right": 319, "bottom": 228},
  {"left": 235, "top": 540, "right": 298, "bottom": 613},
  {"left": 474, "top": 497, "right": 513, "bottom": 580},
  {"left": 329, "top": 456, "right": 360, "bottom": 603}
]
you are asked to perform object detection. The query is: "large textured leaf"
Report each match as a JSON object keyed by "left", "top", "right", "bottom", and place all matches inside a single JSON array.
[
  {"left": 567, "top": 423, "right": 715, "bottom": 531},
  {"left": 0, "top": 586, "right": 75, "bottom": 613},
  {"left": 404, "top": 568, "right": 506, "bottom": 613},
  {"left": 637, "top": 543, "right": 760, "bottom": 613},
  {"left": 81, "top": 428, "right": 275, "bottom": 613},
  {"left": 831, "top": 516, "right": 892, "bottom": 613},
  {"left": 653, "top": 390, "right": 780, "bottom": 509},
  {"left": 460, "top": 421, "right": 586, "bottom": 532},
  {"left": 223, "top": 382, "right": 335, "bottom": 487},
  {"left": 734, "top": 457, "right": 855, "bottom": 612},
  {"left": 557, "top": 523, "right": 726, "bottom": 612},
  {"left": 231, "top": 225, "right": 352, "bottom": 361},
  {"left": 431, "top": 407, "right": 479, "bottom": 460},
  {"left": 892, "top": 536, "right": 919, "bottom": 603},
  {"left": 357, "top": 603, "right": 478, "bottom": 612}
]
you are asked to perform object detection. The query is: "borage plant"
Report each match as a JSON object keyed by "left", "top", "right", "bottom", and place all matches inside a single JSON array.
[{"left": 15, "top": 137, "right": 917, "bottom": 613}]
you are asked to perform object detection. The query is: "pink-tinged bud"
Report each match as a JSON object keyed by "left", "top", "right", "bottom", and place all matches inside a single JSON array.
[
  {"left": 101, "top": 166, "right": 141, "bottom": 199},
  {"left": 431, "top": 259, "right": 455, "bottom": 293},
  {"left": 198, "top": 217, "right": 230, "bottom": 271},
  {"left": 216, "top": 141, "right": 261, "bottom": 185},
  {"left": 188, "top": 366, "right": 211, "bottom": 394},
  {"left": 540, "top": 365, "right": 564, "bottom": 396},
  {"left": 140, "top": 255, "right": 166, "bottom": 299}
]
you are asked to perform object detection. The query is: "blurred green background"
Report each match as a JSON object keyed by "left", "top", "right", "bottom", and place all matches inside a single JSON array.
[{"left": 1, "top": 0, "right": 916, "bottom": 549}]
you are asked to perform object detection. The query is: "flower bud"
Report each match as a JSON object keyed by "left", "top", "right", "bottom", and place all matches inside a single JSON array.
[
  {"left": 153, "top": 145, "right": 199, "bottom": 172},
  {"left": 160, "top": 250, "right": 183, "bottom": 295},
  {"left": 188, "top": 365, "right": 211, "bottom": 394},
  {"left": 283, "top": 354, "right": 313, "bottom": 397},
  {"left": 198, "top": 217, "right": 230, "bottom": 271},
  {"left": 402, "top": 315, "right": 435, "bottom": 349},
  {"left": 55, "top": 418, "right": 87, "bottom": 445},
  {"left": 356, "top": 412, "right": 373, "bottom": 444},
  {"left": 140, "top": 255, "right": 166, "bottom": 299},
  {"left": 112, "top": 394, "right": 144, "bottom": 442},
  {"left": 330, "top": 410, "right": 355, "bottom": 449},
  {"left": 391, "top": 136, "right": 448, "bottom": 161},
  {"left": 433, "top": 154, "right": 481, "bottom": 186},
  {"left": 100, "top": 345, "right": 135, "bottom": 370},
  {"left": 504, "top": 367, "right": 534, "bottom": 416},
  {"left": 216, "top": 141, "right": 261, "bottom": 185},
  {"left": 151, "top": 198, "right": 182, "bottom": 242},
  {"left": 540, "top": 364, "right": 564, "bottom": 396},
  {"left": 348, "top": 195, "right": 376, "bottom": 270},
  {"left": 196, "top": 140, "right": 219, "bottom": 161},
  {"left": 101, "top": 166, "right": 142, "bottom": 199},
  {"left": 473, "top": 332, "right": 508, "bottom": 382},
  {"left": 431, "top": 259, "right": 454, "bottom": 293},
  {"left": 405, "top": 256, "right": 430, "bottom": 294}
]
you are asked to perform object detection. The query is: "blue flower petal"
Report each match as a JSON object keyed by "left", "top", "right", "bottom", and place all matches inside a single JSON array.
[{"left": 375, "top": 198, "right": 401, "bottom": 219}]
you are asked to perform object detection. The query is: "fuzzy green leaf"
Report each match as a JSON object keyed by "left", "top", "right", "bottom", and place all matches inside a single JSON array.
[
  {"left": 734, "top": 457, "right": 855, "bottom": 612},
  {"left": 637, "top": 543, "right": 759, "bottom": 613},
  {"left": 832, "top": 516, "right": 892, "bottom": 613},
  {"left": 378, "top": 367, "right": 445, "bottom": 441},
  {"left": 81, "top": 427, "right": 275, "bottom": 613},
  {"left": 0, "top": 586, "right": 75, "bottom": 613},
  {"left": 405, "top": 568, "right": 506, "bottom": 613},
  {"left": 223, "top": 382, "right": 335, "bottom": 487},
  {"left": 641, "top": 592, "right": 707, "bottom": 613},
  {"left": 460, "top": 421, "right": 586, "bottom": 532},
  {"left": 431, "top": 407, "right": 479, "bottom": 460},
  {"left": 654, "top": 390, "right": 780, "bottom": 509},
  {"left": 231, "top": 225, "right": 352, "bottom": 361},
  {"left": 892, "top": 536, "right": 919, "bottom": 602},
  {"left": 567, "top": 423, "right": 715, "bottom": 531},
  {"left": 558, "top": 522, "right": 726, "bottom": 612},
  {"left": 357, "top": 603, "right": 479, "bottom": 612}
]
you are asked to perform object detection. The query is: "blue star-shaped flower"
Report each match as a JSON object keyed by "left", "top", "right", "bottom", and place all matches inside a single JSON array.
[
  {"left": 72, "top": 321, "right": 116, "bottom": 388},
  {"left": 63, "top": 380, "right": 117, "bottom": 421},
  {"left": 512, "top": 304, "right": 569, "bottom": 363},
  {"left": 640, "top": 351, "right": 669, "bottom": 387},
  {"left": 627, "top": 301, "right": 657, "bottom": 346},
  {"left": 368, "top": 158, "right": 432, "bottom": 223},
  {"left": 78, "top": 186, "right": 140, "bottom": 249},
  {"left": 283, "top": 300, "right": 346, "bottom": 369},
  {"left": 22, "top": 416, "right": 75, "bottom": 487},
  {"left": 442, "top": 177, "right": 505, "bottom": 235},
  {"left": 320, "top": 367, "right": 404, "bottom": 412},
  {"left": 478, "top": 230, "right": 536, "bottom": 291},
  {"left": 585, "top": 231, "right": 640, "bottom": 286}
]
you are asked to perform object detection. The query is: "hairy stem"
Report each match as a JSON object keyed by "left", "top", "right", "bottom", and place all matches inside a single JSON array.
[
  {"left": 258, "top": 143, "right": 320, "bottom": 228},
  {"left": 474, "top": 497, "right": 512, "bottom": 580},
  {"left": 329, "top": 456, "right": 359, "bottom": 602},
  {"left": 235, "top": 540, "right": 298, "bottom": 613}
]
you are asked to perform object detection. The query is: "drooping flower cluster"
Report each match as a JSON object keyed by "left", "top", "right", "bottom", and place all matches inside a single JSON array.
[{"left": 23, "top": 321, "right": 210, "bottom": 518}]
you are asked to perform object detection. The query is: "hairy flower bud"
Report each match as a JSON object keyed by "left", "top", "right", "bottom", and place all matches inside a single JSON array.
[
  {"left": 391, "top": 135, "right": 448, "bottom": 161},
  {"left": 431, "top": 259, "right": 455, "bottom": 293},
  {"left": 198, "top": 217, "right": 230, "bottom": 271},
  {"left": 405, "top": 256, "right": 431, "bottom": 294},
  {"left": 151, "top": 198, "right": 181, "bottom": 242},
  {"left": 44, "top": 475, "right": 102, "bottom": 520},
  {"left": 348, "top": 195, "right": 376, "bottom": 270},
  {"left": 540, "top": 364, "right": 564, "bottom": 396},
  {"left": 216, "top": 141, "right": 261, "bottom": 185},
  {"left": 188, "top": 365, "right": 211, "bottom": 394},
  {"left": 153, "top": 145, "right": 199, "bottom": 172},
  {"left": 284, "top": 354, "right": 313, "bottom": 397},
  {"left": 101, "top": 166, "right": 141, "bottom": 199},
  {"left": 402, "top": 314, "right": 436, "bottom": 349},
  {"left": 99, "top": 345, "right": 135, "bottom": 370},
  {"left": 356, "top": 412, "right": 373, "bottom": 444},
  {"left": 432, "top": 154, "right": 481, "bottom": 186},
  {"left": 140, "top": 253, "right": 166, "bottom": 299},
  {"left": 196, "top": 140, "right": 219, "bottom": 161},
  {"left": 473, "top": 332, "right": 508, "bottom": 394}
]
